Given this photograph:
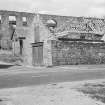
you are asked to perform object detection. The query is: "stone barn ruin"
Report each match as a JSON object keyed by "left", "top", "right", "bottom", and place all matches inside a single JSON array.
[{"left": 0, "top": 10, "right": 105, "bottom": 66}]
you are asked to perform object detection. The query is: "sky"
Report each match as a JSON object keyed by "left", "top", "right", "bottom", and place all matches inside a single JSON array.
[{"left": 0, "top": 0, "right": 105, "bottom": 17}]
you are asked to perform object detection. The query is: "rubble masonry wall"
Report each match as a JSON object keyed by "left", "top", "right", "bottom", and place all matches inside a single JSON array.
[{"left": 51, "top": 40, "right": 105, "bottom": 65}]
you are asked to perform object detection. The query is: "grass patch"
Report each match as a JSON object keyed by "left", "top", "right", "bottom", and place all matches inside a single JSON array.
[{"left": 77, "top": 82, "right": 105, "bottom": 103}]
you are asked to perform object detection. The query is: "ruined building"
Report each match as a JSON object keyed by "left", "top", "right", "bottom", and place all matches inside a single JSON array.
[{"left": 0, "top": 10, "right": 105, "bottom": 66}]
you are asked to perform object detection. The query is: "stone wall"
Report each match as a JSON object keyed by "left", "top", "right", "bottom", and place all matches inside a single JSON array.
[
  {"left": 60, "top": 33, "right": 103, "bottom": 40},
  {"left": 0, "top": 10, "right": 105, "bottom": 66},
  {"left": 0, "top": 10, "right": 34, "bottom": 38},
  {"left": 0, "top": 10, "right": 34, "bottom": 51},
  {"left": 0, "top": 10, "right": 104, "bottom": 49},
  {"left": 0, "top": 10, "right": 104, "bottom": 41},
  {"left": 51, "top": 40, "right": 105, "bottom": 66},
  {"left": 43, "top": 40, "right": 53, "bottom": 66},
  {"left": 40, "top": 14, "right": 105, "bottom": 35}
]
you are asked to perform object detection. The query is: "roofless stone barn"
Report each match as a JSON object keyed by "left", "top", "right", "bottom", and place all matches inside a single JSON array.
[{"left": 0, "top": 10, "right": 105, "bottom": 66}]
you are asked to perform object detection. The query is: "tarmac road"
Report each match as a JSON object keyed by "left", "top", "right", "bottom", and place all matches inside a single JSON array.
[{"left": 0, "top": 68, "right": 105, "bottom": 89}]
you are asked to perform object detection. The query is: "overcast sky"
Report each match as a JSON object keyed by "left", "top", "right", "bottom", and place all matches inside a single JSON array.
[{"left": 0, "top": 0, "right": 105, "bottom": 17}]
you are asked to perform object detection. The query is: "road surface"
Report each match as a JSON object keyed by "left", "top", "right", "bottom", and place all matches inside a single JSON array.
[{"left": 0, "top": 69, "right": 105, "bottom": 89}]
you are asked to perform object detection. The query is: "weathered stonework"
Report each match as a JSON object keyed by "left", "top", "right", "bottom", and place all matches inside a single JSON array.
[
  {"left": 51, "top": 40, "right": 105, "bottom": 65},
  {"left": 43, "top": 40, "right": 53, "bottom": 66},
  {"left": 0, "top": 10, "right": 105, "bottom": 66}
]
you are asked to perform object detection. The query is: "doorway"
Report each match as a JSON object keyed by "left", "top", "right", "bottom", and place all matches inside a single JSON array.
[{"left": 32, "top": 42, "right": 43, "bottom": 66}]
